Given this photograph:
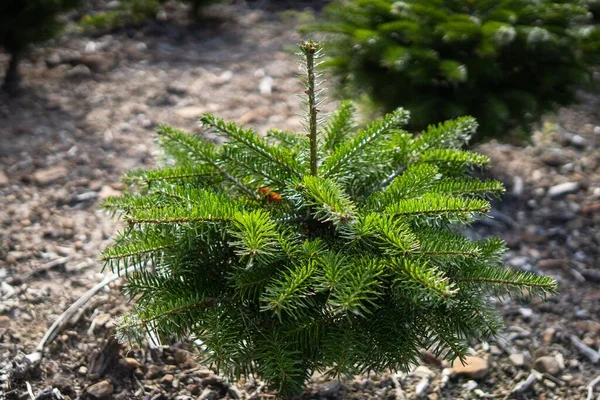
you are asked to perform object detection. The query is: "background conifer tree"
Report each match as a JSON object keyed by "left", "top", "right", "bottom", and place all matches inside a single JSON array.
[
  {"left": 310, "top": 0, "right": 600, "bottom": 141},
  {"left": 102, "top": 41, "right": 557, "bottom": 398},
  {"left": 0, "top": 0, "right": 83, "bottom": 93}
]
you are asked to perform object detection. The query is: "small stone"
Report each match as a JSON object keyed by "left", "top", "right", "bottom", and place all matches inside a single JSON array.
[
  {"left": 160, "top": 374, "right": 174, "bottom": 386},
  {"left": 167, "top": 83, "right": 188, "bottom": 96},
  {"left": 0, "top": 170, "right": 8, "bottom": 186},
  {"left": 1, "top": 281, "right": 16, "bottom": 298},
  {"left": 119, "top": 357, "right": 142, "bottom": 370},
  {"left": 78, "top": 366, "right": 88, "bottom": 375},
  {"left": 420, "top": 350, "right": 442, "bottom": 366},
  {"left": 450, "top": 356, "right": 489, "bottom": 380},
  {"left": 76, "top": 191, "right": 99, "bottom": 202},
  {"left": 412, "top": 366, "right": 434, "bottom": 379},
  {"left": 319, "top": 380, "right": 341, "bottom": 397},
  {"left": 547, "top": 182, "right": 579, "bottom": 199},
  {"left": 175, "top": 106, "right": 205, "bottom": 119},
  {"left": 543, "top": 379, "right": 557, "bottom": 389},
  {"left": 569, "top": 134, "right": 588, "bottom": 149},
  {"left": 201, "top": 374, "right": 221, "bottom": 387},
  {"left": 575, "top": 320, "right": 600, "bottom": 336},
  {"left": 46, "top": 53, "right": 62, "bottom": 68},
  {"left": 156, "top": 9, "right": 168, "bottom": 21},
  {"left": 259, "top": 76, "right": 274, "bottom": 95},
  {"left": 509, "top": 353, "right": 526, "bottom": 367},
  {"left": 80, "top": 54, "right": 110, "bottom": 73},
  {"left": 220, "top": 71, "right": 233, "bottom": 82},
  {"left": 6, "top": 251, "right": 25, "bottom": 263},
  {"left": 87, "top": 380, "right": 114, "bottom": 398},
  {"left": 99, "top": 185, "right": 121, "bottom": 200},
  {"left": 228, "top": 386, "right": 242, "bottom": 399},
  {"left": 92, "top": 313, "right": 112, "bottom": 328},
  {"left": 543, "top": 327, "right": 556, "bottom": 345},
  {"left": 0, "top": 315, "right": 11, "bottom": 327},
  {"left": 32, "top": 166, "right": 68, "bottom": 185},
  {"left": 415, "top": 377, "right": 430, "bottom": 398},
  {"left": 174, "top": 348, "right": 190, "bottom": 365},
  {"left": 509, "top": 256, "right": 529, "bottom": 268},
  {"left": 464, "top": 380, "right": 478, "bottom": 392},
  {"left": 512, "top": 176, "right": 524, "bottom": 197},
  {"left": 519, "top": 308, "right": 533, "bottom": 319},
  {"left": 574, "top": 309, "right": 590, "bottom": 319},
  {"left": 186, "top": 384, "right": 201, "bottom": 395},
  {"left": 555, "top": 353, "right": 565, "bottom": 370},
  {"left": 541, "top": 149, "right": 568, "bottom": 167},
  {"left": 68, "top": 64, "right": 92, "bottom": 77},
  {"left": 146, "top": 364, "right": 162, "bottom": 379},
  {"left": 440, "top": 368, "right": 452, "bottom": 388},
  {"left": 538, "top": 259, "right": 567, "bottom": 269},
  {"left": 594, "top": 126, "right": 600, "bottom": 135},
  {"left": 533, "top": 356, "right": 560, "bottom": 375}
]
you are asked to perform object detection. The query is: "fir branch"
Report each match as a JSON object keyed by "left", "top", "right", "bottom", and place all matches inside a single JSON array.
[
  {"left": 413, "top": 117, "right": 478, "bottom": 150},
  {"left": 157, "top": 124, "right": 217, "bottom": 165},
  {"left": 261, "top": 261, "right": 317, "bottom": 319},
  {"left": 368, "top": 163, "right": 441, "bottom": 209},
  {"left": 391, "top": 258, "right": 458, "bottom": 301},
  {"left": 386, "top": 194, "right": 491, "bottom": 220},
  {"left": 413, "top": 227, "right": 481, "bottom": 258},
  {"left": 302, "top": 175, "right": 357, "bottom": 225},
  {"left": 266, "top": 128, "right": 306, "bottom": 148},
  {"left": 122, "top": 165, "right": 216, "bottom": 185},
  {"left": 321, "top": 100, "right": 356, "bottom": 152},
  {"left": 374, "top": 214, "right": 420, "bottom": 255},
  {"left": 229, "top": 210, "right": 281, "bottom": 268},
  {"left": 220, "top": 146, "right": 288, "bottom": 189},
  {"left": 327, "top": 258, "right": 384, "bottom": 317},
  {"left": 124, "top": 190, "right": 239, "bottom": 225},
  {"left": 420, "top": 149, "right": 490, "bottom": 167},
  {"left": 321, "top": 108, "right": 410, "bottom": 178},
  {"left": 157, "top": 125, "right": 258, "bottom": 199},
  {"left": 201, "top": 113, "right": 302, "bottom": 179},
  {"left": 432, "top": 178, "right": 505, "bottom": 197},
  {"left": 457, "top": 266, "right": 558, "bottom": 295},
  {"left": 102, "top": 193, "right": 163, "bottom": 217}
]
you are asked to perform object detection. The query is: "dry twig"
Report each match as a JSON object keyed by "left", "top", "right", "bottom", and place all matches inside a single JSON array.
[
  {"left": 569, "top": 334, "right": 600, "bottom": 364},
  {"left": 586, "top": 374, "right": 600, "bottom": 400}
]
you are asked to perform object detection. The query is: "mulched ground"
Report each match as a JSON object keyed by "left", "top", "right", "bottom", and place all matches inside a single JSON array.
[{"left": 1, "top": 2, "right": 599, "bottom": 399}]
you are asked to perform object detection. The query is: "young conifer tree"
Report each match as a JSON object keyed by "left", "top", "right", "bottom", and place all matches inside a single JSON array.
[
  {"left": 0, "top": 0, "right": 83, "bottom": 93},
  {"left": 102, "top": 41, "right": 557, "bottom": 398},
  {"left": 310, "top": 0, "right": 600, "bottom": 141}
]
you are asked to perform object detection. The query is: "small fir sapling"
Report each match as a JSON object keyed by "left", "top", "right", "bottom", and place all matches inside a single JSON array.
[{"left": 102, "top": 41, "right": 557, "bottom": 398}]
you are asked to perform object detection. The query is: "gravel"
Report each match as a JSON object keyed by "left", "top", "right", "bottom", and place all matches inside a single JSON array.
[{"left": 1, "top": 2, "right": 600, "bottom": 399}]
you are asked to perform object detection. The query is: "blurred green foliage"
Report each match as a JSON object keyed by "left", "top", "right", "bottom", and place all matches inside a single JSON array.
[
  {"left": 309, "top": 0, "right": 600, "bottom": 141},
  {"left": 79, "top": 0, "right": 162, "bottom": 31},
  {"left": 79, "top": 0, "right": 221, "bottom": 31}
]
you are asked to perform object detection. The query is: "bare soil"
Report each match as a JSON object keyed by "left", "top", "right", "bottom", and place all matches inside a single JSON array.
[{"left": 1, "top": 3, "right": 599, "bottom": 400}]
